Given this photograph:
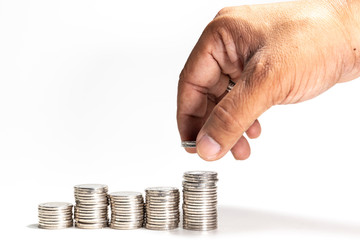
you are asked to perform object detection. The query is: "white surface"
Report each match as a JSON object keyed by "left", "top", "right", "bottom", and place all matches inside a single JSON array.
[{"left": 1, "top": 0, "right": 360, "bottom": 239}]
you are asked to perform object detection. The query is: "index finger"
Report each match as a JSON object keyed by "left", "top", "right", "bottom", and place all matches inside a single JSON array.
[{"left": 177, "top": 36, "right": 221, "bottom": 147}]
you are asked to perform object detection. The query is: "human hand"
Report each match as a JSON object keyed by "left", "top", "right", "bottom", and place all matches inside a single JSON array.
[{"left": 177, "top": 0, "right": 360, "bottom": 161}]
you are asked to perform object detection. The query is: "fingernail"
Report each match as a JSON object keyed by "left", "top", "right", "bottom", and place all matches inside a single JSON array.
[{"left": 197, "top": 134, "right": 221, "bottom": 160}]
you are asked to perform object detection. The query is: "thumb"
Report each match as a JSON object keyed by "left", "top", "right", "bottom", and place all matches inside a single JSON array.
[{"left": 196, "top": 60, "right": 274, "bottom": 161}]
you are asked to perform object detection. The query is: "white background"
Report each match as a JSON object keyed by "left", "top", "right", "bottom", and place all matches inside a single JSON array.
[{"left": 1, "top": 0, "right": 360, "bottom": 239}]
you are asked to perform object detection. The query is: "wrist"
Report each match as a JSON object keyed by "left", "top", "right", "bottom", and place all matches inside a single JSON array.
[
  {"left": 347, "top": 0, "right": 360, "bottom": 73},
  {"left": 328, "top": 0, "right": 360, "bottom": 77},
  {"left": 319, "top": 0, "right": 360, "bottom": 81}
]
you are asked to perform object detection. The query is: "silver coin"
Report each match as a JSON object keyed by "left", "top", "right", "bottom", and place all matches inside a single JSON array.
[
  {"left": 110, "top": 218, "right": 143, "bottom": 223},
  {"left": 38, "top": 215, "right": 73, "bottom": 220},
  {"left": 110, "top": 226, "right": 143, "bottom": 230},
  {"left": 110, "top": 225, "right": 143, "bottom": 230},
  {"left": 111, "top": 213, "right": 143, "bottom": 218},
  {"left": 183, "top": 219, "right": 217, "bottom": 224},
  {"left": 181, "top": 141, "right": 196, "bottom": 148},
  {"left": 110, "top": 223, "right": 143, "bottom": 229},
  {"left": 74, "top": 184, "right": 108, "bottom": 190},
  {"left": 74, "top": 222, "right": 108, "bottom": 229},
  {"left": 146, "top": 202, "right": 179, "bottom": 206},
  {"left": 146, "top": 197, "right": 179, "bottom": 201},
  {"left": 183, "top": 223, "right": 218, "bottom": 228},
  {"left": 111, "top": 205, "right": 143, "bottom": 210},
  {"left": 75, "top": 218, "right": 108, "bottom": 224},
  {"left": 38, "top": 211, "right": 72, "bottom": 217},
  {"left": 110, "top": 200, "right": 143, "bottom": 205},
  {"left": 74, "top": 213, "right": 108, "bottom": 219},
  {"left": 38, "top": 202, "right": 73, "bottom": 209},
  {"left": 182, "top": 183, "right": 217, "bottom": 188},
  {"left": 184, "top": 175, "right": 218, "bottom": 180},
  {"left": 145, "top": 223, "right": 179, "bottom": 228},
  {"left": 183, "top": 213, "right": 217, "bottom": 218},
  {"left": 182, "top": 208, "right": 217, "bottom": 214},
  {"left": 184, "top": 171, "right": 217, "bottom": 176},
  {"left": 183, "top": 190, "right": 217, "bottom": 195},
  {"left": 183, "top": 200, "right": 217, "bottom": 205},
  {"left": 110, "top": 221, "right": 143, "bottom": 225},
  {"left": 146, "top": 217, "right": 180, "bottom": 223},
  {"left": 38, "top": 223, "right": 73, "bottom": 230},
  {"left": 145, "top": 223, "right": 178, "bottom": 230},
  {"left": 74, "top": 191, "right": 108, "bottom": 196},
  {"left": 146, "top": 214, "right": 179, "bottom": 219},
  {"left": 109, "top": 191, "right": 142, "bottom": 197},
  {"left": 183, "top": 204, "right": 217, "bottom": 209},
  {"left": 183, "top": 221, "right": 218, "bottom": 226},
  {"left": 110, "top": 197, "right": 143, "bottom": 201},
  {"left": 111, "top": 215, "right": 144, "bottom": 220},
  {"left": 183, "top": 197, "right": 217, "bottom": 202},
  {"left": 183, "top": 224, "right": 217, "bottom": 231},
  {"left": 74, "top": 210, "right": 108, "bottom": 215}
]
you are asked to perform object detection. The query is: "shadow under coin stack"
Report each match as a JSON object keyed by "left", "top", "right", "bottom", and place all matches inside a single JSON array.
[
  {"left": 109, "top": 191, "right": 144, "bottom": 229},
  {"left": 74, "top": 184, "right": 109, "bottom": 229},
  {"left": 38, "top": 202, "right": 73, "bottom": 229},
  {"left": 145, "top": 187, "right": 180, "bottom": 230},
  {"left": 182, "top": 171, "right": 218, "bottom": 231}
]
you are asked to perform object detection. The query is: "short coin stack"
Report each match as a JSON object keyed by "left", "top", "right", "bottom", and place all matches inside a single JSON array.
[
  {"left": 145, "top": 187, "right": 180, "bottom": 230},
  {"left": 38, "top": 202, "right": 73, "bottom": 229},
  {"left": 74, "top": 184, "right": 109, "bottom": 229},
  {"left": 182, "top": 171, "right": 218, "bottom": 231},
  {"left": 109, "top": 191, "right": 144, "bottom": 230}
]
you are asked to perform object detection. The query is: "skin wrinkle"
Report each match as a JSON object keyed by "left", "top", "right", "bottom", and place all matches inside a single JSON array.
[
  {"left": 181, "top": 80, "right": 208, "bottom": 95},
  {"left": 217, "top": 26, "right": 238, "bottom": 65},
  {"left": 295, "top": 57, "right": 309, "bottom": 104},
  {"left": 213, "top": 101, "right": 245, "bottom": 135},
  {"left": 209, "top": 44, "right": 240, "bottom": 81}
]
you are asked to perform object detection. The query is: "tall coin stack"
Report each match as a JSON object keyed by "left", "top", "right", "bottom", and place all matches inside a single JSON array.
[
  {"left": 74, "top": 184, "right": 109, "bottom": 229},
  {"left": 109, "top": 191, "right": 144, "bottom": 230},
  {"left": 145, "top": 187, "right": 180, "bottom": 230},
  {"left": 182, "top": 171, "right": 218, "bottom": 231},
  {"left": 38, "top": 202, "right": 73, "bottom": 229}
]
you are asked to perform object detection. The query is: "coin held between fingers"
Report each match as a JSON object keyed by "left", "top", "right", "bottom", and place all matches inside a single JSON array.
[{"left": 181, "top": 141, "right": 197, "bottom": 148}]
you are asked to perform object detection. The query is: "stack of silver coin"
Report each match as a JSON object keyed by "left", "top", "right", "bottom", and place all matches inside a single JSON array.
[
  {"left": 182, "top": 171, "right": 218, "bottom": 231},
  {"left": 74, "top": 184, "right": 109, "bottom": 229},
  {"left": 145, "top": 187, "right": 180, "bottom": 230},
  {"left": 109, "top": 191, "right": 144, "bottom": 230},
  {"left": 38, "top": 202, "right": 73, "bottom": 229}
]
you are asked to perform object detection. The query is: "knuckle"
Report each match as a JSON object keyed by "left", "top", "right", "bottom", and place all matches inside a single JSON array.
[
  {"left": 244, "top": 51, "right": 287, "bottom": 106},
  {"left": 245, "top": 50, "right": 278, "bottom": 84},
  {"left": 247, "top": 54, "right": 273, "bottom": 81},
  {"left": 211, "top": 15, "right": 235, "bottom": 31},
  {"left": 212, "top": 98, "right": 244, "bottom": 134},
  {"left": 205, "top": 16, "right": 239, "bottom": 49},
  {"left": 215, "top": 7, "right": 232, "bottom": 18}
]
